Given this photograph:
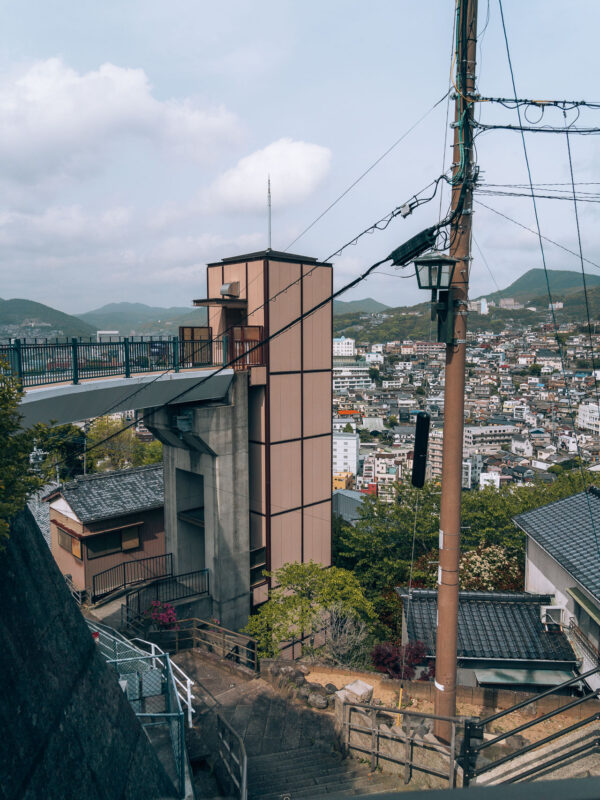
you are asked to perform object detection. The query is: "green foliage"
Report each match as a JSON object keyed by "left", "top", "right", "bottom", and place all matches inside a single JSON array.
[
  {"left": 343, "top": 422, "right": 354, "bottom": 433},
  {"left": 528, "top": 363, "right": 542, "bottom": 376},
  {"left": 87, "top": 416, "right": 162, "bottom": 471},
  {"left": 242, "top": 561, "right": 376, "bottom": 659},
  {"left": 37, "top": 423, "right": 85, "bottom": 480},
  {"left": 0, "top": 371, "right": 43, "bottom": 549},
  {"left": 333, "top": 473, "right": 600, "bottom": 635}
]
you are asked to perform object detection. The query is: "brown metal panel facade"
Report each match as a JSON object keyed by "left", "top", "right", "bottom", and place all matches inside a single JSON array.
[{"left": 203, "top": 250, "right": 332, "bottom": 604}]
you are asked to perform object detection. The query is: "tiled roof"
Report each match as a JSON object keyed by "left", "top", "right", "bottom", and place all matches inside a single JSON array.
[
  {"left": 400, "top": 589, "right": 577, "bottom": 664},
  {"left": 48, "top": 465, "right": 164, "bottom": 523},
  {"left": 514, "top": 488, "right": 600, "bottom": 602},
  {"left": 27, "top": 481, "right": 59, "bottom": 547}
]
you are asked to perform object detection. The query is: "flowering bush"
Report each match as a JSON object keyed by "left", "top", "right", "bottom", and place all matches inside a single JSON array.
[
  {"left": 371, "top": 640, "right": 432, "bottom": 680},
  {"left": 143, "top": 600, "right": 179, "bottom": 630},
  {"left": 460, "top": 545, "right": 523, "bottom": 591}
]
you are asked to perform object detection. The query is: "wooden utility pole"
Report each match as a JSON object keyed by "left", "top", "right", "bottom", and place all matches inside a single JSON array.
[{"left": 434, "top": 0, "right": 478, "bottom": 740}]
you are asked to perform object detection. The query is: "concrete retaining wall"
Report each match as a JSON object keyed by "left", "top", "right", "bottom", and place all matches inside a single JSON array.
[
  {"left": 1, "top": 509, "right": 176, "bottom": 800},
  {"left": 261, "top": 660, "right": 600, "bottom": 723}
]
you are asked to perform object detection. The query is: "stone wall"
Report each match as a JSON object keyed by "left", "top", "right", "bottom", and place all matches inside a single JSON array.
[
  {"left": 1, "top": 509, "right": 177, "bottom": 800},
  {"left": 260, "top": 660, "right": 600, "bottom": 723}
]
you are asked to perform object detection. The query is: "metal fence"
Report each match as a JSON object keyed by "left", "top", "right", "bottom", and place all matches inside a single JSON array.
[
  {"left": 92, "top": 553, "right": 174, "bottom": 602},
  {"left": 0, "top": 336, "right": 231, "bottom": 388},
  {"left": 125, "top": 568, "right": 209, "bottom": 618},
  {"left": 87, "top": 620, "right": 187, "bottom": 797},
  {"left": 149, "top": 617, "right": 258, "bottom": 672},
  {"left": 459, "top": 666, "right": 600, "bottom": 786},
  {"left": 341, "top": 700, "right": 460, "bottom": 788}
]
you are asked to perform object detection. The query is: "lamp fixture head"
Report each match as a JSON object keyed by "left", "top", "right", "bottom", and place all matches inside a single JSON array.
[{"left": 413, "top": 251, "right": 458, "bottom": 291}]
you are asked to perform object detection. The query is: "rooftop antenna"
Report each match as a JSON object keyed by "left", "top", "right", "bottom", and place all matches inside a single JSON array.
[{"left": 267, "top": 175, "right": 272, "bottom": 250}]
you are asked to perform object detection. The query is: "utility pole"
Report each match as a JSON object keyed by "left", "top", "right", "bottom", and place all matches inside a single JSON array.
[{"left": 434, "top": 0, "right": 478, "bottom": 739}]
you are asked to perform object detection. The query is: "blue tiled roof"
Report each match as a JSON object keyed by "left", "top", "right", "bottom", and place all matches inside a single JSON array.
[
  {"left": 514, "top": 489, "right": 600, "bottom": 602},
  {"left": 400, "top": 589, "right": 577, "bottom": 664},
  {"left": 46, "top": 465, "right": 164, "bottom": 523}
]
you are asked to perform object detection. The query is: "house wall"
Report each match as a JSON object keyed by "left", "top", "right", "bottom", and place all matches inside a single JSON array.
[
  {"left": 525, "top": 538, "right": 578, "bottom": 619},
  {"left": 49, "top": 507, "right": 85, "bottom": 590},
  {"left": 83, "top": 507, "right": 165, "bottom": 593}
]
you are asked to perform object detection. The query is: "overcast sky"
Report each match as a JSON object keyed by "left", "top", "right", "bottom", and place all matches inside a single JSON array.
[{"left": 1, "top": 1, "right": 599, "bottom": 313}]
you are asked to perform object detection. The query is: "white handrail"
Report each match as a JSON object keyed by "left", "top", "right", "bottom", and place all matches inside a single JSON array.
[{"left": 130, "top": 636, "right": 196, "bottom": 727}]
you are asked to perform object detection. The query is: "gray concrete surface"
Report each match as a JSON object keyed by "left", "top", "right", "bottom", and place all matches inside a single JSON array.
[{"left": 2, "top": 509, "right": 177, "bottom": 800}]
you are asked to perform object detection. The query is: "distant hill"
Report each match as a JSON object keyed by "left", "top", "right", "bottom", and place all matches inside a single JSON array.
[
  {"left": 481, "top": 268, "right": 600, "bottom": 304},
  {"left": 77, "top": 302, "right": 205, "bottom": 335},
  {"left": 0, "top": 298, "right": 95, "bottom": 338},
  {"left": 333, "top": 298, "right": 390, "bottom": 315}
]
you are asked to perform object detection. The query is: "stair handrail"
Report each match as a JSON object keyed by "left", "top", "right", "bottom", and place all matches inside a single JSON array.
[
  {"left": 130, "top": 636, "right": 197, "bottom": 728},
  {"left": 216, "top": 708, "right": 247, "bottom": 800}
]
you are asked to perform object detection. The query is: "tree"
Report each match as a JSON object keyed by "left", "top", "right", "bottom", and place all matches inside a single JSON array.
[
  {"left": 242, "top": 561, "right": 376, "bottom": 659},
  {"left": 342, "top": 422, "right": 354, "bottom": 433},
  {"left": 0, "top": 371, "right": 43, "bottom": 549},
  {"left": 460, "top": 545, "right": 522, "bottom": 591},
  {"left": 86, "top": 416, "right": 162, "bottom": 471},
  {"left": 528, "top": 363, "right": 542, "bottom": 376},
  {"left": 38, "top": 423, "right": 85, "bottom": 480}
]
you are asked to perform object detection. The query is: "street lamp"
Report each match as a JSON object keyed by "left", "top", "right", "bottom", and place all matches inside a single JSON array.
[{"left": 413, "top": 251, "right": 458, "bottom": 345}]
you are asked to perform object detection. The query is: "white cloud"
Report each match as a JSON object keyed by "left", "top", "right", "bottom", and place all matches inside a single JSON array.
[
  {"left": 0, "top": 58, "right": 239, "bottom": 183},
  {"left": 206, "top": 137, "right": 331, "bottom": 213}
]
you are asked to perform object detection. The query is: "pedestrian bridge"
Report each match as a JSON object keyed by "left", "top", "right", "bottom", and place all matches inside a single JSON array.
[{"left": 1, "top": 335, "right": 262, "bottom": 426}]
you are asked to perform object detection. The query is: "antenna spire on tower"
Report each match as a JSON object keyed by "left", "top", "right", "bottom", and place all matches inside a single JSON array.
[{"left": 267, "top": 175, "right": 272, "bottom": 250}]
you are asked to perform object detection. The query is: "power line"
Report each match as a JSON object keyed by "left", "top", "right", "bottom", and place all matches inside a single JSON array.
[
  {"left": 497, "top": 0, "right": 600, "bottom": 558},
  {"left": 284, "top": 91, "right": 450, "bottom": 251},
  {"left": 472, "top": 234, "right": 501, "bottom": 292},
  {"left": 563, "top": 113, "right": 600, "bottom": 413},
  {"left": 475, "top": 121, "right": 600, "bottom": 135},
  {"left": 473, "top": 198, "right": 600, "bottom": 272}
]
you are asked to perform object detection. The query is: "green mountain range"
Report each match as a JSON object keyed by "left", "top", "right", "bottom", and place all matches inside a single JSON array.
[
  {"left": 481, "top": 268, "right": 600, "bottom": 303},
  {"left": 77, "top": 302, "right": 206, "bottom": 335},
  {"left": 0, "top": 298, "right": 95, "bottom": 339},
  {"left": 332, "top": 298, "right": 390, "bottom": 314}
]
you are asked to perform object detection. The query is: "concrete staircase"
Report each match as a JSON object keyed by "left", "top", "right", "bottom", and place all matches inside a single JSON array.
[{"left": 247, "top": 745, "right": 403, "bottom": 800}]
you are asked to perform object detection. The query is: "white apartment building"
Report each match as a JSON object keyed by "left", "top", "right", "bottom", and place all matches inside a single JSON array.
[
  {"left": 333, "top": 416, "right": 357, "bottom": 433},
  {"left": 462, "top": 454, "right": 484, "bottom": 489},
  {"left": 463, "top": 425, "right": 518, "bottom": 450},
  {"left": 333, "top": 432, "right": 360, "bottom": 476},
  {"left": 577, "top": 403, "right": 600, "bottom": 435},
  {"left": 333, "top": 364, "right": 373, "bottom": 392},
  {"left": 364, "top": 353, "right": 384, "bottom": 365},
  {"left": 382, "top": 379, "right": 404, "bottom": 390},
  {"left": 333, "top": 336, "right": 356, "bottom": 357}
]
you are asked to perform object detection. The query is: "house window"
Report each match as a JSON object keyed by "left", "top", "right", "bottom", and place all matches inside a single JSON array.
[
  {"left": 57, "top": 529, "right": 82, "bottom": 560},
  {"left": 86, "top": 526, "right": 141, "bottom": 559},
  {"left": 87, "top": 531, "right": 122, "bottom": 559}
]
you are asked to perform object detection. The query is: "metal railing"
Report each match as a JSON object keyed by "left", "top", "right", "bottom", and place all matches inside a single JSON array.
[
  {"left": 92, "top": 553, "right": 174, "bottom": 602},
  {"left": 64, "top": 573, "right": 86, "bottom": 606},
  {"left": 145, "top": 617, "right": 258, "bottom": 672},
  {"left": 216, "top": 710, "right": 247, "bottom": 800},
  {"left": 342, "top": 700, "right": 460, "bottom": 788},
  {"left": 130, "top": 636, "right": 196, "bottom": 728},
  {"left": 460, "top": 666, "right": 600, "bottom": 786},
  {"left": 0, "top": 333, "right": 264, "bottom": 388},
  {"left": 125, "top": 569, "right": 209, "bottom": 618},
  {"left": 87, "top": 619, "right": 189, "bottom": 797}
]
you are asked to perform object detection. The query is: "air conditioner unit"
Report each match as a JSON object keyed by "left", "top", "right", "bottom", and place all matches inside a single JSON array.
[
  {"left": 220, "top": 282, "right": 240, "bottom": 297},
  {"left": 541, "top": 605, "right": 563, "bottom": 629}
]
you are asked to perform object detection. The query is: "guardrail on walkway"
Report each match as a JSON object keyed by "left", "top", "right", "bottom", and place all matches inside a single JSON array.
[
  {"left": 0, "top": 333, "right": 263, "bottom": 388},
  {"left": 459, "top": 666, "right": 600, "bottom": 786},
  {"left": 125, "top": 568, "right": 210, "bottom": 618},
  {"left": 138, "top": 616, "right": 258, "bottom": 673},
  {"left": 86, "top": 619, "right": 189, "bottom": 797},
  {"left": 92, "top": 553, "right": 173, "bottom": 602},
  {"left": 216, "top": 710, "right": 248, "bottom": 800},
  {"left": 341, "top": 700, "right": 460, "bottom": 788}
]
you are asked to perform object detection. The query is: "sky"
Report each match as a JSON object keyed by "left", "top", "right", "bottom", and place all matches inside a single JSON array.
[{"left": 1, "top": 0, "right": 600, "bottom": 314}]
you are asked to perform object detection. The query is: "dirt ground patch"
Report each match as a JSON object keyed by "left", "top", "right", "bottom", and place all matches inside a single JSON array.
[{"left": 304, "top": 665, "right": 590, "bottom": 744}]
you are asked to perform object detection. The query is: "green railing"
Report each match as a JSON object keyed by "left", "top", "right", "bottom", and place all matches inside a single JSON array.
[{"left": 0, "top": 336, "right": 230, "bottom": 388}]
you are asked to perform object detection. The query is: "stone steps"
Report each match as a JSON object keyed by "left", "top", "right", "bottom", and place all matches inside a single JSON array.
[{"left": 247, "top": 746, "right": 403, "bottom": 800}]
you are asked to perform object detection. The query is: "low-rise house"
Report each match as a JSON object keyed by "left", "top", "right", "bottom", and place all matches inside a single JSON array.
[
  {"left": 45, "top": 465, "right": 165, "bottom": 602},
  {"left": 400, "top": 588, "right": 578, "bottom": 691},
  {"left": 515, "top": 486, "right": 600, "bottom": 690}
]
